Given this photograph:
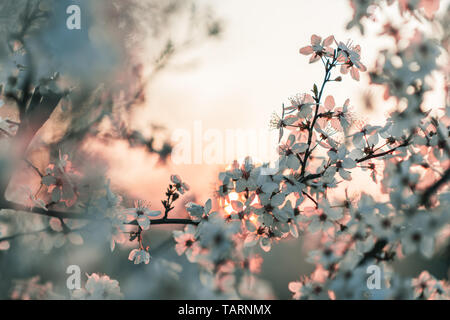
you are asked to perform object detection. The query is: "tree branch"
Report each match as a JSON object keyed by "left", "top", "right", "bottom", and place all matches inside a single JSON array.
[
  {"left": 418, "top": 166, "right": 450, "bottom": 207},
  {"left": 355, "top": 141, "right": 409, "bottom": 163},
  {"left": 0, "top": 199, "right": 199, "bottom": 226}
]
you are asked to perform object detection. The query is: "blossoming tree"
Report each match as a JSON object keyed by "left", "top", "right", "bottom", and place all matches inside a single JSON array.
[{"left": 0, "top": 0, "right": 449, "bottom": 299}]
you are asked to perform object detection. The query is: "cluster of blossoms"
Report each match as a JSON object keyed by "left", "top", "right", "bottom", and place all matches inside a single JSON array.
[
  {"left": 347, "top": 0, "right": 441, "bottom": 33},
  {"left": 10, "top": 276, "right": 60, "bottom": 300},
  {"left": 41, "top": 151, "right": 79, "bottom": 206},
  {"left": 167, "top": 24, "right": 449, "bottom": 297}
]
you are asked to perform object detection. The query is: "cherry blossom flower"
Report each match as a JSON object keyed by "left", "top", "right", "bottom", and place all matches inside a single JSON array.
[
  {"left": 186, "top": 199, "right": 212, "bottom": 221},
  {"left": 411, "top": 271, "right": 447, "bottom": 299},
  {"left": 401, "top": 214, "right": 440, "bottom": 258},
  {"left": 307, "top": 245, "right": 340, "bottom": 270},
  {"left": 128, "top": 248, "right": 151, "bottom": 264},
  {"left": 170, "top": 174, "right": 190, "bottom": 194},
  {"left": 196, "top": 215, "right": 239, "bottom": 262},
  {"left": 230, "top": 158, "right": 260, "bottom": 192},
  {"left": 71, "top": 273, "right": 123, "bottom": 300},
  {"left": 269, "top": 107, "right": 297, "bottom": 142},
  {"left": 173, "top": 225, "right": 201, "bottom": 262},
  {"left": 337, "top": 40, "right": 367, "bottom": 81},
  {"left": 317, "top": 95, "right": 336, "bottom": 128},
  {"left": 255, "top": 192, "right": 288, "bottom": 224},
  {"left": 367, "top": 214, "right": 399, "bottom": 241},
  {"left": 10, "top": 276, "right": 59, "bottom": 300},
  {"left": 41, "top": 154, "right": 77, "bottom": 206},
  {"left": 288, "top": 270, "right": 330, "bottom": 300},
  {"left": 332, "top": 99, "right": 352, "bottom": 131},
  {"left": 304, "top": 202, "right": 343, "bottom": 233},
  {"left": 330, "top": 264, "right": 388, "bottom": 299},
  {"left": 347, "top": 0, "right": 377, "bottom": 33},
  {"left": 328, "top": 145, "right": 357, "bottom": 180},
  {"left": 279, "top": 134, "right": 308, "bottom": 170},
  {"left": 215, "top": 173, "right": 233, "bottom": 198},
  {"left": 285, "top": 93, "right": 315, "bottom": 119},
  {"left": 122, "top": 200, "right": 161, "bottom": 230},
  {"left": 229, "top": 194, "right": 259, "bottom": 232}
]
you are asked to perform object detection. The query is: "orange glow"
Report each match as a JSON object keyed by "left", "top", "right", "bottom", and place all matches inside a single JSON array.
[
  {"left": 222, "top": 191, "right": 240, "bottom": 216},
  {"left": 219, "top": 188, "right": 260, "bottom": 226}
]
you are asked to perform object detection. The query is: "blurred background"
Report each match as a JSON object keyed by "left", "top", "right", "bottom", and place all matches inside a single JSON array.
[{"left": 0, "top": 0, "right": 448, "bottom": 299}]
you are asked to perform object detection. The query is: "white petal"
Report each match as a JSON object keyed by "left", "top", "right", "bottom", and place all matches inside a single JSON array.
[
  {"left": 147, "top": 210, "right": 161, "bottom": 217},
  {"left": 137, "top": 216, "right": 150, "bottom": 230},
  {"left": 271, "top": 193, "right": 285, "bottom": 207},
  {"left": 342, "top": 157, "right": 356, "bottom": 169}
]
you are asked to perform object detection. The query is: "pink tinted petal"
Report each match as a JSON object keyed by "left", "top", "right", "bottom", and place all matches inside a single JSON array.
[
  {"left": 350, "top": 67, "right": 360, "bottom": 81},
  {"left": 323, "top": 35, "right": 334, "bottom": 46},
  {"left": 260, "top": 238, "right": 271, "bottom": 252},
  {"left": 317, "top": 118, "right": 327, "bottom": 128},
  {"left": 137, "top": 216, "right": 150, "bottom": 230},
  {"left": 324, "top": 95, "right": 335, "bottom": 109},
  {"left": 330, "top": 119, "right": 341, "bottom": 130},
  {"left": 175, "top": 243, "right": 186, "bottom": 256},
  {"left": 304, "top": 206, "right": 316, "bottom": 216},
  {"left": 231, "top": 200, "right": 243, "bottom": 212},
  {"left": 49, "top": 218, "right": 63, "bottom": 232},
  {"left": 304, "top": 94, "right": 315, "bottom": 103},
  {"left": 420, "top": 0, "right": 439, "bottom": 19},
  {"left": 299, "top": 46, "right": 313, "bottom": 55},
  {"left": 340, "top": 64, "right": 349, "bottom": 74},
  {"left": 325, "top": 47, "right": 335, "bottom": 57},
  {"left": 311, "top": 34, "right": 322, "bottom": 45},
  {"left": 289, "top": 281, "right": 302, "bottom": 292},
  {"left": 128, "top": 249, "right": 138, "bottom": 261},
  {"left": 309, "top": 54, "right": 320, "bottom": 63}
]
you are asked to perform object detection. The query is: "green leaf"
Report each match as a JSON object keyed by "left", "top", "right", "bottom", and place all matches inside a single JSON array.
[{"left": 313, "top": 84, "right": 318, "bottom": 97}]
